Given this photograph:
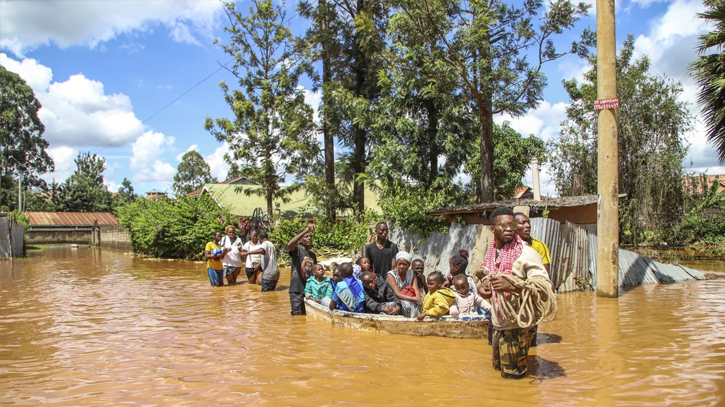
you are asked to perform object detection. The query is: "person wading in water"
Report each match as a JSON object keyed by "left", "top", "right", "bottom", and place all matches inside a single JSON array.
[
  {"left": 287, "top": 224, "right": 316, "bottom": 316},
  {"left": 364, "top": 222, "right": 398, "bottom": 275},
  {"left": 478, "top": 207, "right": 552, "bottom": 379}
]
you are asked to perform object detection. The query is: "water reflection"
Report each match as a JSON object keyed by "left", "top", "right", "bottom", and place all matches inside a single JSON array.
[{"left": 1, "top": 247, "right": 724, "bottom": 406}]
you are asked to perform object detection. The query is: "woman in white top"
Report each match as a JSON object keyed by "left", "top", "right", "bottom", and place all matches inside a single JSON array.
[
  {"left": 221, "top": 226, "right": 243, "bottom": 285},
  {"left": 241, "top": 229, "right": 264, "bottom": 284}
]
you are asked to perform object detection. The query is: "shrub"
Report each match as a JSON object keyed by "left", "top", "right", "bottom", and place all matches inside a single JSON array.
[
  {"left": 116, "top": 194, "right": 237, "bottom": 260},
  {"left": 665, "top": 212, "right": 725, "bottom": 246}
]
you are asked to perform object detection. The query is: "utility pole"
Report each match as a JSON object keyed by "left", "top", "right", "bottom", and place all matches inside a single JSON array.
[{"left": 596, "top": 0, "right": 620, "bottom": 297}]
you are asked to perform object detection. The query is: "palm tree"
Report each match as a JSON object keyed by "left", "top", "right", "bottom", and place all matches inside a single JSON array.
[{"left": 690, "top": 1, "right": 725, "bottom": 163}]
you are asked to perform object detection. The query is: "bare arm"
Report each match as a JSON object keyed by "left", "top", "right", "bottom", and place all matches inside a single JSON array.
[
  {"left": 287, "top": 225, "right": 314, "bottom": 253},
  {"left": 386, "top": 273, "right": 422, "bottom": 304}
]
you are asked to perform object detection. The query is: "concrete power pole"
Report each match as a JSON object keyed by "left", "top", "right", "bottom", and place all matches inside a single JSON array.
[{"left": 596, "top": 0, "right": 620, "bottom": 298}]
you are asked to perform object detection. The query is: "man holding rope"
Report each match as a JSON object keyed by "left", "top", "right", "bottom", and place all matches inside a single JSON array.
[{"left": 477, "top": 207, "right": 556, "bottom": 379}]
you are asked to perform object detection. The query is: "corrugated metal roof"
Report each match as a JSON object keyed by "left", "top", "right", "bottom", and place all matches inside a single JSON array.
[
  {"left": 530, "top": 218, "right": 561, "bottom": 274},
  {"left": 649, "top": 260, "right": 697, "bottom": 284},
  {"left": 619, "top": 249, "right": 660, "bottom": 286},
  {"left": 24, "top": 212, "right": 119, "bottom": 226},
  {"left": 678, "top": 265, "right": 707, "bottom": 280}
]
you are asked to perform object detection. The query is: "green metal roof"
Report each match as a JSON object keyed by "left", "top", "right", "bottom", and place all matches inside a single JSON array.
[{"left": 201, "top": 184, "right": 381, "bottom": 218}]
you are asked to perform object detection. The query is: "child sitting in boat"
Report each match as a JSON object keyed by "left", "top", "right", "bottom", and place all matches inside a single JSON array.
[
  {"left": 356, "top": 257, "right": 372, "bottom": 274},
  {"left": 417, "top": 271, "right": 456, "bottom": 320},
  {"left": 329, "top": 262, "right": 365, "bottom": 313},
  {"left": 450, "top": 274, "right": 490, "bottom": 318},
  {"left": 305, "top": 264, "right": 334, "bottom": 307},
  {"left": 360, "top": 271, "right": 401, "bottom": 315},
  {"left": 444, "top": 250, "right": 476, "bottom": 292}
]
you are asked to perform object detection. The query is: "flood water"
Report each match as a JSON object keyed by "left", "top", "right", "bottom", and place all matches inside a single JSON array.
[
  {"left": 632, "top": 247, "right": 725, "bottom": 273},
  {"left": 2, "top": 247, "right": 725, "bottom": 406}
]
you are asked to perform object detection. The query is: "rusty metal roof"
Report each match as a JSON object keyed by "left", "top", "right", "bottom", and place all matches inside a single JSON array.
[{"left": 24, "top": 212, "right": 119, "bottom": 226}]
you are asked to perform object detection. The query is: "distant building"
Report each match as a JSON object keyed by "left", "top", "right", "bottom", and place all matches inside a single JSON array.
[
  {"left": 683, "top": 174, "right": 725, "bottom": 194},
  {"left": 145, "top": 189, "right": 168, "bottom": 199}
]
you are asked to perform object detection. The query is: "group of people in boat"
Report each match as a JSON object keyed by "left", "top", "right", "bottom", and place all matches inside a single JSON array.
[{"left": 204, "top": 207, "right": 553, "bottom": 379}]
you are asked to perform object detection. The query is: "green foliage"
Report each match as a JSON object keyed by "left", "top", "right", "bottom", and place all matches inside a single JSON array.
[
  {"left": 206, "top": 0, "right": 317, "bottom": 217},
  {"left": 548, "top": 35, "right": 693, "bottom": 245},
  {"left": 57, "top": 152, "right": 113, "bottom": 212},
  {"left": 269, "top": 209, "right": 379, "bottom": 260},
  {"left": 665, "top": 213, "right": 725, "bottom": 246},
  {"left": 8, "top": 209, "right": 29, "bottom": 228},
  {"left": 112, "top": 178, "right": 136, "bottom": 210},
  {"left": 464, "top": 122, "right": 546, "bottom": 199},
  {"left": 116, "top": 194, "right": 237, "bottom": 260},
  {"left": 689, "top": 0, "right": 725, "bottom": 163},
  {"left": 0, "top": 64, "right": 54, "bottom": 208},
  {"left": 172, "top": 151, "right": 216, "bottom": 196},
  {"left": 378, "top": 184, "right": 457, "bottom": 237}
]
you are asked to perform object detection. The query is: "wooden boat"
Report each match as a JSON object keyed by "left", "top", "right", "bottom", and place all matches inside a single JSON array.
[{"left": 304, "top": 299, "right": 488, "bottom": 339}]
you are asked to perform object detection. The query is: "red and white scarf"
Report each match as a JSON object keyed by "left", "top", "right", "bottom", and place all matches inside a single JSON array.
[{"left": 482, "top": 233, "right": 524, "bottom": 304}]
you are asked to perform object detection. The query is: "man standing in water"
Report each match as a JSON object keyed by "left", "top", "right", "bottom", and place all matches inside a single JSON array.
[
  {"left": 364, "top": 222, "right": 398, "bottom": 274},
  {"left": 513, "top": 212, "right": 551, "bottom": 274},
  {"left": 479, "top": 207, "right": 551, "bottom": 379},
  {"left": 287, "top": 224, "right": 317, "bottom": 315}
]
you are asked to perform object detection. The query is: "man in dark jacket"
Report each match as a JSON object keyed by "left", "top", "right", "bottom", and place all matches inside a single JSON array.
[{"left": 360, "top": 271, "right": 401, "bottom": 315}]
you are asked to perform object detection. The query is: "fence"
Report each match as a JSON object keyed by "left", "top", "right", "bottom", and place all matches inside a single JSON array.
[
  {"left": 0, "top": 214, "right": 25, "bottom": 259},
  {"left": 99, "top": 224, "right": 132, "bottom": 250}
]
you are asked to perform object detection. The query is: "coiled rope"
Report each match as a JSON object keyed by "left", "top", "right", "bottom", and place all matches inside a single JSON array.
[{"left": 496, "top": 275, "right": 557, "bottom": 329}]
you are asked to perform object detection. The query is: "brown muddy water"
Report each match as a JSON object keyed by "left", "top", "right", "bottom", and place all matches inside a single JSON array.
[
  {"left": 632, "top": 247, "right": 725, "bottom": 273},
  {"left": 1, "top": 247, "right": 725, "bottom": 406}
]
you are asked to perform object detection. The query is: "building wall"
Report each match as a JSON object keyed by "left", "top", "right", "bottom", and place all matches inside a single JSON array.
[
  {"left": 546, "top": 204, "right": 597, "bottom": 224},
  {"left": 26, "top": 229, "right": 93, "bottom": 244},
  {"left": 99, "top": 225, "right": 132, "bottom": 249}
]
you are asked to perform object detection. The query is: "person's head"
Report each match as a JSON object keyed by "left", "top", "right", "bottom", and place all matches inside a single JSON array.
[
  {"left": 332, "top": 266, "right": 342, "bottom": 282},
  {"left": 213, "top": 230, "right": 222, "bottom": 243},
  {"left": 226, "top": 225, "right": 236, "bottom": 239},
  {"left": 514, "top": 212, "right": 531, "bottom": 241},
  {"left": 427, "top": 271, "right": 445, "bottom": 293},
  {"left": 396, "top": 251, "right": 412, "bottom": 274},
  {"left": 338, "top": 262, "right": 354, "bottom": 279},
  {"left": 301, "top": 231, "right": 313, "bottom": 248},
  {"left": 449, "top": 250, "right": 469, "bottom": 276},
  {"left": 375, "top": 222, "right": 389, "bottom": 241},
  {"left": 411, "top": 259, "right": 425, "bottom": 276},
  {"left": 356, "top": 257, "right": 371, "bottom": 272},
  {"left": 453, "top": 274, "right": 469, "bottom": 294},
  {"left": 313, "top": 264, "right": 325, "bottom": 279},
  {"left": 489, "top": 207, "right": 516, "bottom": 245},
  {"left": 258, "top": 230, "right": 269, "bottom": 241},
  {"left": 250, "top": 228, "right": 259, "bottom": 243},
  {"left": 360, "top": 271, "right": 377, "bottom": 290}
]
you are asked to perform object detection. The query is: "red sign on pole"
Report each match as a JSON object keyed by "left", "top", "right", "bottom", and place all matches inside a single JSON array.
[{"left": 594, "top": 98, "right": 620, "bottom": 110}]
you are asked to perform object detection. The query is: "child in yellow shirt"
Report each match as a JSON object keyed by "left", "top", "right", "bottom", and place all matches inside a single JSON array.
[{"left": 416, "top": 271, "right": 455, "bottom": 320}]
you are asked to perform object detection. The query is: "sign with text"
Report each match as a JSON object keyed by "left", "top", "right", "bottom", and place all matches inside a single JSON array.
[{"left": 594, "top": 98, "right": 620, "bottom": 110}]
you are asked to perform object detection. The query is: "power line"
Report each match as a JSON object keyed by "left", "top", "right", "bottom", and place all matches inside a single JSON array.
[{"left": 95, "top": 59, "right": 233, "bottom": 155}]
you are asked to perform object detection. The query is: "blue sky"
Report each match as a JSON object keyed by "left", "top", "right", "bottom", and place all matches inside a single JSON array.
[{"left": 1, "top": 0, "right": 721, "bottom": 197}]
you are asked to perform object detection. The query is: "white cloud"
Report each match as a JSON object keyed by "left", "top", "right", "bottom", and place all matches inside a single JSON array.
[
  {"left": 0, "top": 0, "right": 222, "bottom": 56},
  {"left": 134, "top": 160, "right": 176, "bottom": 183},
  {"left": 130, "top": 131, "right": 175, "bottom": 169},
  {"left": 205, "top": 143, "right": 231, "bottom": 181},
  {"left": 176, "top": 144, "right": 199, "bottom": 161},
  {"left": 494, "top": 101, "right": 568, "bottom": 141},
  {"left": 42, "top": 146, "right": 78, "bottom": 184},
  {"left": 1, "top": 53, "right": 145, "bottom": 148}
]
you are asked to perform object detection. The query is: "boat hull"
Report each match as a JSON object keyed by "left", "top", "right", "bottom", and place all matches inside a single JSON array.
[{"left": 304, "top": 299, "right": 488, "bottom": 339}]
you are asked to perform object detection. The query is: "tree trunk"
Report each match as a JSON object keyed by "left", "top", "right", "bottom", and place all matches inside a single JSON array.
[
  {"left": 266, "top": 187, "right": 274, "bottom": 220},
  {"left": 479, "top": 107, "right": 495, "bottom": 202},
  {"left": 321, "top": 0, "right": 336, "bottom": 221},
  {"left": 425, "top": 99, "right": 439, "bottom": 188},
  {"left": 351, "top": 0, "right": 367, "bottom": 215}
]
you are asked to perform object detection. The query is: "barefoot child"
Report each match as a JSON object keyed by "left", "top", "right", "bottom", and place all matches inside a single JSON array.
[
  {"left": 450, "top": 274, "right": 491, "bottom": 318},
  {"left": 361, "top": 271, "right": 401, "bottom": 315},
  {"left": 417, "top": 271, "right": 456, "bottom": 320},
  {"left": 305, "top": 264, "right": 333, "bottom": 306}
]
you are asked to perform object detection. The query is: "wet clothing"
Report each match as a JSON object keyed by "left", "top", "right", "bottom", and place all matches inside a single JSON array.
[
  {"left": 207, "top": 268, "right": 223, "bottom": 286},
  {"left": 290, "top": 292, "right": 306, "bottom": 315},
  {"left": 387, "top": 269, "right": 421, "bottom": 318},
  {"left": 205, "top": 241, "right": 223, "bottom": 271},
  {"left": 363, "top": 274, "right": 401, "bottom": 314},
  {"left": 243, "top": 241, "right": 264, "bottom": 269},
  {"left": 260, "top": 240, "right": 280, "bottom": 282},
  {"left": 451, "top": 289, "right": 491, "bottom": 316},
  {"left": 421, "top": 287, "right": 456, "bottom": 317},
  {"left": 220, "top": 236, "right": 243, "bottom": 268},
  {"left": 492, "top": 327, "right": 533, "bottom": 379},
  {"left": 261, "top": 278, "right": 277, "bottom": 292},
  {"left": 332, "top": 276, "right": 365, "bottom": 313},
  {"left": 530, "top": 237, "right": 551, "bottom": 267},
  {"left": 365, "top": 241, "right": 398, "bottom": 275},
  {"left": 289, "top": 246, "right": 316, "bottom": 293},
  {"left": 305, "top": 277, "right": 334, "bottom": 301}
]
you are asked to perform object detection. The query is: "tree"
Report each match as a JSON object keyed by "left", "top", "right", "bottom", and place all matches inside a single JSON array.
[
  {"left": 548, "top": 36, "right": 693, "bottom": 244},
  {"left": 465, "top": 122, "right": 546, "bottom": 199},
  {"left": 206, "top": 0, "right": 317, "bottom": 217},
  {"left": 112, "top": 177, "right": 136, "bottom": 209},
  {"left": 689, "top": 0, "right": 725, "bottom": 163},
  {"left": 0, "top": 64, "right": 54, "bottom": 207},
  {"left": 58, "top": 152, "right": 113, "bottom": 212},
  {"left": 392, "top": 0, "right": 592, "bottom": 202},
  {"left": 172, "top": 151, "right": 216, "bottom": 196}
]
